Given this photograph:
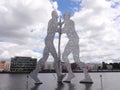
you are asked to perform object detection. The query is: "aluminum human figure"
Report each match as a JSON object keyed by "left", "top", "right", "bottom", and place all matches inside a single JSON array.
[
  {"left": 30, "top": 10, "right": 65, "bottom": 84},
  {"left": 62, "top": 12, "right": 93, "bottom": 83}
]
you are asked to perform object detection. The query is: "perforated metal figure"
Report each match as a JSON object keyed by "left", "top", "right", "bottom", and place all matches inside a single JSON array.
[
  {"left": 30, "top": 10, "right": 65, "bottom": 84},
  {"left": 62, "top": 12, "right": 93, "bottom": 83}
]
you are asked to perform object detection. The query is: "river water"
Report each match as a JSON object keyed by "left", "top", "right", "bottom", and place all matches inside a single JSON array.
[{"left": 0, "top": 73, "right": 120, "bottom": 90}]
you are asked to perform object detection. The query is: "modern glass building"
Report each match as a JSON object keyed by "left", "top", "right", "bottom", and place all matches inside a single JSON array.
[{"left": 10, "top": 56, "right": 37, "bottom": 73}]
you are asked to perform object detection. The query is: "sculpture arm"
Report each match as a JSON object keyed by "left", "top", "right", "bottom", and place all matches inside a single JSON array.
[{"left": 57, "top": 21, "right": 64, "bottom": 34}]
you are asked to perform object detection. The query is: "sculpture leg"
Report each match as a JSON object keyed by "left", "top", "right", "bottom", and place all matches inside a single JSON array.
[
  {"left": 78, "top": 62, "right": 93, "bottom": 83},
  {"left": 62, "top": 47, "right": 75, "bottom": 83},
  {"left": 29, "top": 58, "right": 46, "bottom": 84},
  {"left": 30, "top": 47, "right": 49, "bottom": 84},
  {"left": 76, "top": 61, "right": 92, "bottom": 80},
  {"left": 73, "top": 48, "right": 93, "bottom": 83},
  {"left": 53, "top": 59, "right": 66, "bottom": 82},
  {"left": 50, "top": 46, "right": 66, "bottom": 82}
]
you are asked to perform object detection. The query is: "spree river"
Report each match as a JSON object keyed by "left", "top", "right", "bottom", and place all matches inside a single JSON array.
[{"left": 0, "top": 73, "right": 120, "bottom": 90}]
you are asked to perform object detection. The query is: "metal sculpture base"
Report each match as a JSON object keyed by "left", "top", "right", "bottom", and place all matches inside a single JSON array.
[
  {"left": 80, "top": 79, "right": 93, "bottom": 84},
  {"left": 63, "top": 81, "right": 71, "bottom": 83},
  {"left": 34, "top": 82, "right": 43, "bottom": 85}
]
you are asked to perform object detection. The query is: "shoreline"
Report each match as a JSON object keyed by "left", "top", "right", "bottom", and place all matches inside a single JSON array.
[{"left": 0, "top": 70, "right": 120, "bottom": 74}]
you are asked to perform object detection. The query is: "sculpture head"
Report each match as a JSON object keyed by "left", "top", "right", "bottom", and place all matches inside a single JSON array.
[
  {"left": 64, "top": 12, "right": 71, "bottom": 21},
  {"left": 51, "top": 10, "right": 58, "bottom": 19}
]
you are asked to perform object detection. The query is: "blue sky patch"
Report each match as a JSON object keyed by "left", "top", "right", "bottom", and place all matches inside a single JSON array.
[
  {"left": 111, "top": 1, "right": 120, "bottom": 8},
  {"left": 33, "top": 49, "right": 43, "bottom": 53},
  {"left": 51, "top": 0, "right": 82, "bottom": 16},
  {"left": 0, "top": 39, "right": 5, "bottom": 42}
]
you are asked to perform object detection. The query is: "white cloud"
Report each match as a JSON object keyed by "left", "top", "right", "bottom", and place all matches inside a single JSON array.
[
  {"left": 0, "top": 0, "right": 120, "bottom": 63},
  {"left": 50, "top": 1, "right": 58, "bottom": 10},
  {"left": 71, "top": 0, "right": 120, "bottom": 63},
  {"left": 0, "top": 0, "right": 55, "bottom": 60}
]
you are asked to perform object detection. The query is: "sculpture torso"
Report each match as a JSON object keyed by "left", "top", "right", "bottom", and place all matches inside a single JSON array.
[
  {"left": 45, "top": 18, "right": 58, "bottom": 44},
  {"left": 63, "top": 20, "right": 79, "bottom": 43}
]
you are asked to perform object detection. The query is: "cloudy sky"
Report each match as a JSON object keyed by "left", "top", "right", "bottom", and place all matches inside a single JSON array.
[{"left": 0, "top": 0, "right": 120, "bottom": 63}]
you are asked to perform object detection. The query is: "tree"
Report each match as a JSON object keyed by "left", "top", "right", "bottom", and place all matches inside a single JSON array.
[{"left": 102, "top": 62, "right": 107, "bottom": 69}]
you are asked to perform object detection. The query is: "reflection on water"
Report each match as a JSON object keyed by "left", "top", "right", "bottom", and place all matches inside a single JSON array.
[
  {"left": 30, "top": 82, "right": 92, "bottom": 90},
  {"left": 84, "top": 84, "right": 92, "bottom": 90},
  {"left": 55, "top": 83, "right": 64, "bottom": 90},
  {"left": 68, "top": 83, "right": 75, "bottom": 90},
  {"left": 55, "top": 83, "right": 75, "bottom": 90},
  {"left": 30, "top": 85, "right": 41, "bottom": 90}
]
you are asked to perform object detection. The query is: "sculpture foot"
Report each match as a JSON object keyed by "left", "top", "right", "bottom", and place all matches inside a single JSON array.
[
  {"left": 35, "top": 82, "right": 43, "bottom": 85},
  {"left": 63, "top": 73, "right": 75, "bottom": 83},
  {"left": 57, "top": 74, "right": 66, "bottom": 83},
  {"left": 63, "top": 81, "right": 71, "bottom": 83},
  {"left": 80, "top": 78, "right": 93, "bottom": 84},
  {"left": 57, "top": 81, "right": 63, "bottom": 84},
  {"left": 29, "top": 71, "right": 41, "bottom": 83}
]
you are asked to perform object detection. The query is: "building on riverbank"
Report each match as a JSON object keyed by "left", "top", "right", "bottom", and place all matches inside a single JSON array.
[{"left": 10, "top": 56, "right": 37, "bottom": 73}]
